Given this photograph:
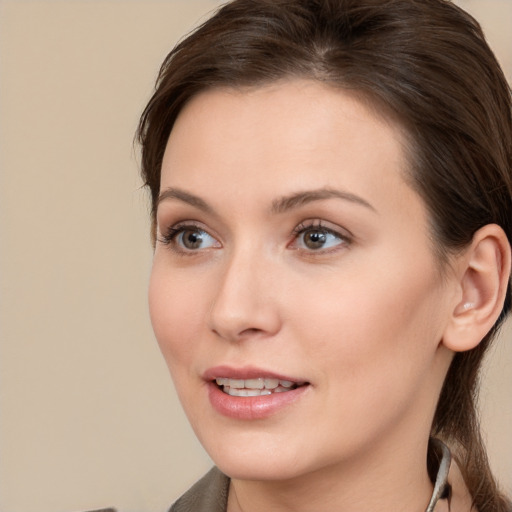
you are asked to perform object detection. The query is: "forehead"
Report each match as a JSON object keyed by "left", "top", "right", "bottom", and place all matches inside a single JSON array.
[{"left": 162, "top": 80, "right": 409, "bottom": 190}]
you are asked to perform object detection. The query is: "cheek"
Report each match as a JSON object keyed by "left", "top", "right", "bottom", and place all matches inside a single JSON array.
[
  {"left": 290, "top": 255, "right": 447, "bottom": 393},
  {"left": 285, "top": 267, "right": 447, "bottom": 452},
  {"left": 148, "top": 258, "right": 206, "bottom": 370}
]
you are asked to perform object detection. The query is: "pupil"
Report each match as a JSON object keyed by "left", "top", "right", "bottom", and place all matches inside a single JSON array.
[
  {"left": 305, "top": 231, "right": 326, "bottom": 249},
  {"left": 183, "top": 230, "right": 202, "bottom": 249}
]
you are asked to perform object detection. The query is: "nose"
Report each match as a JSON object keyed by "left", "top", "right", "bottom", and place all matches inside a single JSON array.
[{"left": 208, "top": 247, "right": 282, "bottom": 342}]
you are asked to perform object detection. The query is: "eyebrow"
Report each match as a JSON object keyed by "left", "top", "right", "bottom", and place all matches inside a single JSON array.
[
  {"left": 157, "top": 186, "right": 376, "bottom": 215},
  {"left": 157, "top": 187, "right": 214, "bottom": 214},
  {"left": 271, "top": 188, "right": 377, "bottom": 214}
]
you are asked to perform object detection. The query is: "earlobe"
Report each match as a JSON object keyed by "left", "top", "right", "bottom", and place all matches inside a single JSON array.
[{"left": 442, "top": 224, "right": 511, "bottom": 353}]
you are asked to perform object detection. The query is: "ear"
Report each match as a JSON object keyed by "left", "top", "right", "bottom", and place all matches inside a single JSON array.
[{"left": 442, "top": 224, "right": 511, "bottom": 352}]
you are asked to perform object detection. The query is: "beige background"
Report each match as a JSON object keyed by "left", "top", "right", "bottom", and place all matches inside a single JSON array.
[{"left": 0, "top": 1, "right": 510, "bottom": 511}]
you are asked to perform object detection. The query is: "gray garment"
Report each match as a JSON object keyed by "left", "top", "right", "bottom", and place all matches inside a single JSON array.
[{"left": 170, "top": 467, "right": 229, "bottom": 512}]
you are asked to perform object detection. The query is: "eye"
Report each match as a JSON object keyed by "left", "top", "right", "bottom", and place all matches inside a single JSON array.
[
  {"left": 177, "top": 228, "right": 217, "bottom": 250},
  {"left": 158, "top": 224, "right": 220, "bottom": 252},
  {"left": 291, "top": 221, "right": 349, "bottom": 252}
]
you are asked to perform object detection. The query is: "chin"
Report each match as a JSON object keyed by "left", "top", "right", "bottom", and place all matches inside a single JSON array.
[
  {"left": 215, "top": 454, "right": 308, "bottom": 482},
  {"left": 194, "top": 425, "right": 335, "bottom": 483}
]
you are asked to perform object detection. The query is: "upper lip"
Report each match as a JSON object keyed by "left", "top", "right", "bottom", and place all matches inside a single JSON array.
[{"left": 203, "top": 365, "right": 308, "bottom": 383}]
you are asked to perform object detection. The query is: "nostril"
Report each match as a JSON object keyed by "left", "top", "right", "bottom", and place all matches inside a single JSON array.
[
  {"left": 239, "top": 327, "right": 263, "bottom": 336},
  {"left": 211, "top": 325, "right": 265, "bottom": 341}
]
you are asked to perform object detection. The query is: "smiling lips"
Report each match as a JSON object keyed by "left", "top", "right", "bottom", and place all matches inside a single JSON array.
[
  {"left": 215, "top": 377, "right": 306, "bottom": 396},
  {"left": 205, "top": 367, "right": 310, "bottom": 419}
]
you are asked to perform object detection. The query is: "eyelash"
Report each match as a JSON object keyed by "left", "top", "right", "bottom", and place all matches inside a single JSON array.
[
  {"left": 157, "top": 220, "right": 351, "bottom": 255},
  {"left": 158, "top": 225, "right": 191, "bottom": 245}
]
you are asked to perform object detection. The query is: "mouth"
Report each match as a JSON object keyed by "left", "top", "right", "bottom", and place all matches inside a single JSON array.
[
  {"left": 205, "top": 367, "right": 311, "bottom": 419},
  {"left": 214, "top": 377, "right": 308, "bottom": 397}
]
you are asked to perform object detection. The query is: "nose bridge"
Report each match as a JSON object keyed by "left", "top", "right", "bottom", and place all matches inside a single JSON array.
[{"left": 208, "top": 242, "right": 281, "bottom": 341}]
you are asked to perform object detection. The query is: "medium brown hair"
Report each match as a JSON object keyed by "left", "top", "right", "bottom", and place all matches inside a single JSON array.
[{"left": 137, "top": 0, "right": 512, "bottom": 509}]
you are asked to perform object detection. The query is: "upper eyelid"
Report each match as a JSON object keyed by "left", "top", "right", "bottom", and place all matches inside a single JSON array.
[
  {"left": 292, "top": 219, "right": 353, "bottom": 239},
  {"left": 158, "top": 221, "right": 215, "bottom": 242},
  {"left": 158, "top": 219, "right": 212, "bottom": 236}
]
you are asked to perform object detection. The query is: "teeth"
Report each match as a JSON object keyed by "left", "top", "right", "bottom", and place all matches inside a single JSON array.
[
  {"left": 264, "top": 378, "right": 279, "bottom": 389},
  {"left": 215, "top": 377, "right": 303, "bottom": 396},
  {"left": 226, "top": 388, "right": 273, "bottom": 397},
  {"left": 244, "top": 378, "right": 265, "bottom": 389},
  {"left": 228, "top": 379, "right": 245, "bottom": 389}
]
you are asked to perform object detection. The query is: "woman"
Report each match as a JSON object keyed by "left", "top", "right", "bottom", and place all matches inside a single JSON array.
[{"left": 137, "top": 0, "right": 512, "bottom": 511}]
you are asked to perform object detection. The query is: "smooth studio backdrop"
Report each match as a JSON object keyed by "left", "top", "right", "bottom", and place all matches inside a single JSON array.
[{"left": 0, "top": 1, "right": 511, "bottom": 511}]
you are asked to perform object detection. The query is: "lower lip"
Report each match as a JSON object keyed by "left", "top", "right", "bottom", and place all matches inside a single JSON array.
[{"left": 207, "top": 382, "right": 309, "bottom": 420}]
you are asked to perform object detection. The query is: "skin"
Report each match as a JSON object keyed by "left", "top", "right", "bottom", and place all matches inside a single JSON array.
[{"left": 149, "top": 80, "right": 467, "bottom": 511}]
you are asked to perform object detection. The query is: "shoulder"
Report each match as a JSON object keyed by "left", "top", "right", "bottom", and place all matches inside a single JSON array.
[{"left": 169, "top": 467, "right": 230, "bottom": 512}]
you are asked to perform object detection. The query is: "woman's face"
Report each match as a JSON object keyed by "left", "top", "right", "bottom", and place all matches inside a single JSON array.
[{"left": 150, "top": 81, "right": 456, "bottom": 481}]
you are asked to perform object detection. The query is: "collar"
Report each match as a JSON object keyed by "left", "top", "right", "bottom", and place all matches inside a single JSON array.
[{"left": 426, "top": 439, "right": 452, "bottom": 512}]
